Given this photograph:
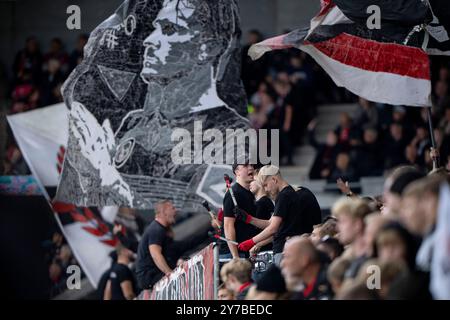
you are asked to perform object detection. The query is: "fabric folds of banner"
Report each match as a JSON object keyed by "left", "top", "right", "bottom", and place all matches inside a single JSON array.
[{"left": 249, "top": 0, "right": 437, "bottom": 107}]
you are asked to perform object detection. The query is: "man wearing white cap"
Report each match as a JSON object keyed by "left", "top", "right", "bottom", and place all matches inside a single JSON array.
[{"left": 237, "top": 165, "right": 322, "bottom": 266}]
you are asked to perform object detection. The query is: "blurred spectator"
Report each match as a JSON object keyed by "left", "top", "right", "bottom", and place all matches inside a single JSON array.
[
  {"left": 334, "top": 112, "right": 359, "bottom": 150},
  {"left": 433, "top": 80, "right": 449, "bottom": 115},
  {"left": 103, "top": 244, "right": 137, "bottom": 300},
  {"left": 5, "top": 142, "right": 29, "bottom": 175},
  {"left": 11, "top": 70, "right": 40, "bottom": 113},
  {"left": 49, "top": 262, "right": 65, "bottom": 296},
  {"left": 220, "top": 258, "right": 253, "bottom": 300},
  {"left": 363, "top": 213, "right": 393, "bottom": 257},
  {"left": 354, "top": 98, "right": 378, "bottom": 129},
  {"left": 316, "top": 236, "right": 344, "bottom": 261},
  {"left": 113, "top": 206, "right": 146, "bottom": 253},
  {"left": 389, "top": 106, "right": 414, "bottom": 141},
  {"left": 13, "top": 36, "right": 42, "bottom": 83},
  {"left": 373, "top": 223, "right": 431, "bottom": 300},
  {"left": 241, "top": 30, "right": 267, "bottom": 96},
  {"left": 40, "top": 58, "right": 65, "bottom": 106},
  {"left": 408, "top": 125, "right": 431, "bottom": 167},
  {"left": 43, "top": 38, "right": 69, "bottom": 76},
  {"left": 246, "top": 264, "right": 287, "bottom": 300},
  {"left": 384, "top": 123, "right": 408, "bottom": 170},
  {"left": 336, "top": 279, "right": 379, "bottom": 300},
  {"left": 327, "top": 256, "right": 351, "bottom": 297},
  {"left": 329, "top": 152, "right": 357, "bottom": 182},
  {"left": 354, "top": 127, "right": 383, "bottom": 177},
  {"left": 374, "top": 222, "right": 420, "bottom": 270},
  {"left": 281, "top": 237, "right": 333, "bottom": 300},
  {"left": 69, "top": 34, "right": 89, "bottom": 72},
  {"left": 42, "top": 232, "right": 64, "bottom": 265},
  {"left": 248, "top": 82, "right": 274, "bottom": 129},
  {"left": 333, "top": 199, "right": 372, "bottom": 279},
  {"left": 310, "top": 218, "right": 338, "bottom": 246},
  {"left": 0, "top": 63, "right": 8, "bottom": 174},
  {"left": 439, "top": 105, "right": 450, "bottom": 135},
  {"left": 267, "top": 77, "right": 294, "bottom": 165},
  {"left": 403, "top": 175, "right": 447, "bottom": 272},
  {"left": 307, "top": 119, "right": 340, "bottom": 180},
  {"left": 56, "top": 244, "right": 76, "bottom": 271},
  {"left": 354, "top": 259, "right": 405, "bottom": 299},
  {"left": 217, "top": 284, "right": 235, "bottom": 300},
  {"left": 381, "top": 166, "right": 422, "bottom": 216}
]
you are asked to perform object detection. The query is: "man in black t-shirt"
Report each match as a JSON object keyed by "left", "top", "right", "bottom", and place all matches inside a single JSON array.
[
  {"left": 248, "top": 177, "right": 274, "bottom": 253},
  {"left": 135, "top": 200, "right": 179, "bottom": 290},
  {"left": 222, "top": 164, "right": 258, "bottom": 259},
  {"left": 135, "top": 200, "right": 209, "bottom": 290},
  {"left": 103, "top": 244, "right": 136, "bottom": 300},
  {"left": 238, "top": 165, "right": 322, "bottom": 266}
]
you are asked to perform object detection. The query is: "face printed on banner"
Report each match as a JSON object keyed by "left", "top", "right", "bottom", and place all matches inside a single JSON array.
[
  {"left": 142, "top": 0, "right": 196, "bottom": 81},
  {"left": 142, "top": 0, "right": 224, "bottom": 84},
  {"left": 56, "top": 0, "right": 250, "bottom": 211}
]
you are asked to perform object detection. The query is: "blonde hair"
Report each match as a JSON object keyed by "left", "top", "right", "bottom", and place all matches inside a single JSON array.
[
  {"left": 332, "top": 198, "right": 373, "bottom": 221},
  {"left": 404, "top": 174, "right": 446, "bottom": 199},
  {"left": 220, "top": 258, "right": 252, "bottom": 284},
  {"left": 327, "top": 256, "right": 351, "bottom": 285},
  {"left": 257, "top": 165, "right": 281, "bottom": 185}
]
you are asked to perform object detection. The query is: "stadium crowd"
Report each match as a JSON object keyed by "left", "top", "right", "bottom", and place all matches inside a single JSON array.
[
  {"left": 1, "top": 31, "right": 449, "bottom": 300},
  {"left": 242, "top": 30, "right": 450, "bottom": 175},
  {"left": 0, "top": 35, "right": 88, "bottom": 175},
  {"left": 1, "top": 31, "right": 450, "bottom": 175},
  {"left": 216, "top": 162, "right": 449, "bottom": 300}
]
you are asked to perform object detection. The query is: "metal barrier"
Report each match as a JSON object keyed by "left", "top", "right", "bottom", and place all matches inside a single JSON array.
[
  {"left": 139, "top": 244, "right": 274, "bottom": 300},
  {"left": 140, "top": 243, "right": 219, "bottom": 300}
]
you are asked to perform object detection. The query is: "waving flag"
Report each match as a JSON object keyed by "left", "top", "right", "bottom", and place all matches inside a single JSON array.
[
  {"left": 7, "top": 104, "right": 115, "bottom": 287},
  {"left": 248, "top": 0, "right": 450, "bottom": 107}
]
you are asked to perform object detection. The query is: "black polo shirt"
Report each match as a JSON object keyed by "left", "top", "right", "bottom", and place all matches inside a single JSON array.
[
  {"left": 272, "top": 186, "right": 322, "bottom": 253},
  {"left": 223, "top": 182, "right": 259, "bottom": 252}
]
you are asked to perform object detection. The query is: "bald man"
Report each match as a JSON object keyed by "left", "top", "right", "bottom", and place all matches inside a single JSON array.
[{"left": 281, "top": 237, "right": 333, "bottom": 300}]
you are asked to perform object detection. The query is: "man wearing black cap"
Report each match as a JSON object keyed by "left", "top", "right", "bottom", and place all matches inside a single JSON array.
[
  {"left": 222, "top": 163, "right": 258, "bottom": 259},
  {"left": 250, "top": 264, "right": 287, "bottom": 300}
]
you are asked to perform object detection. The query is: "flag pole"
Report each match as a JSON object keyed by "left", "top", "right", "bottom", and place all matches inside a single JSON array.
[{"left": 427, "top": 107, "right": 439, "bottom": 169}]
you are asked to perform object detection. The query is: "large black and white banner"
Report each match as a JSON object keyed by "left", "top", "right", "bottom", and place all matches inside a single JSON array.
[{"left": 56, "top": 0, "right": 249, "bottom": 210}]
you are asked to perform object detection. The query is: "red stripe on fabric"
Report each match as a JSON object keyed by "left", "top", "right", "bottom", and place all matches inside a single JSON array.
[
  {"left": 264, "top": 34, "right": 293, "bottom": 51},
  {"left": 318, "top": 0, "right": 335, "bottom": 17},
  {"left": 307, "top": 33, "right": 430, "bottom": 80},
  {"left": 52, "top": 201, "right": 76, "bottom": 213}
]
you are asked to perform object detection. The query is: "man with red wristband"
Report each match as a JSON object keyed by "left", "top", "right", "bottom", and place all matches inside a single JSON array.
[
  {"left": 222, "top": 163, "right": 258, "bottom": 259},
  {"left": 237, "top": 165, "right": 322, "bottom": 266}
]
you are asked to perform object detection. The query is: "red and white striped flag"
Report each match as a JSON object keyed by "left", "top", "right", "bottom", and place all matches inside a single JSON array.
[{"left": 249, "top": 0, "right": 436, "bottom": 107}]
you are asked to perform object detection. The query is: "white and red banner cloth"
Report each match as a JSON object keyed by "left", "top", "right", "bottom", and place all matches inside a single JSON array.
[
  {"left": 249, "top": 0, "right": 450, "bottom": 107},
  {"left": 7, "top": 104, "right": 116, "bottom": 288}
]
